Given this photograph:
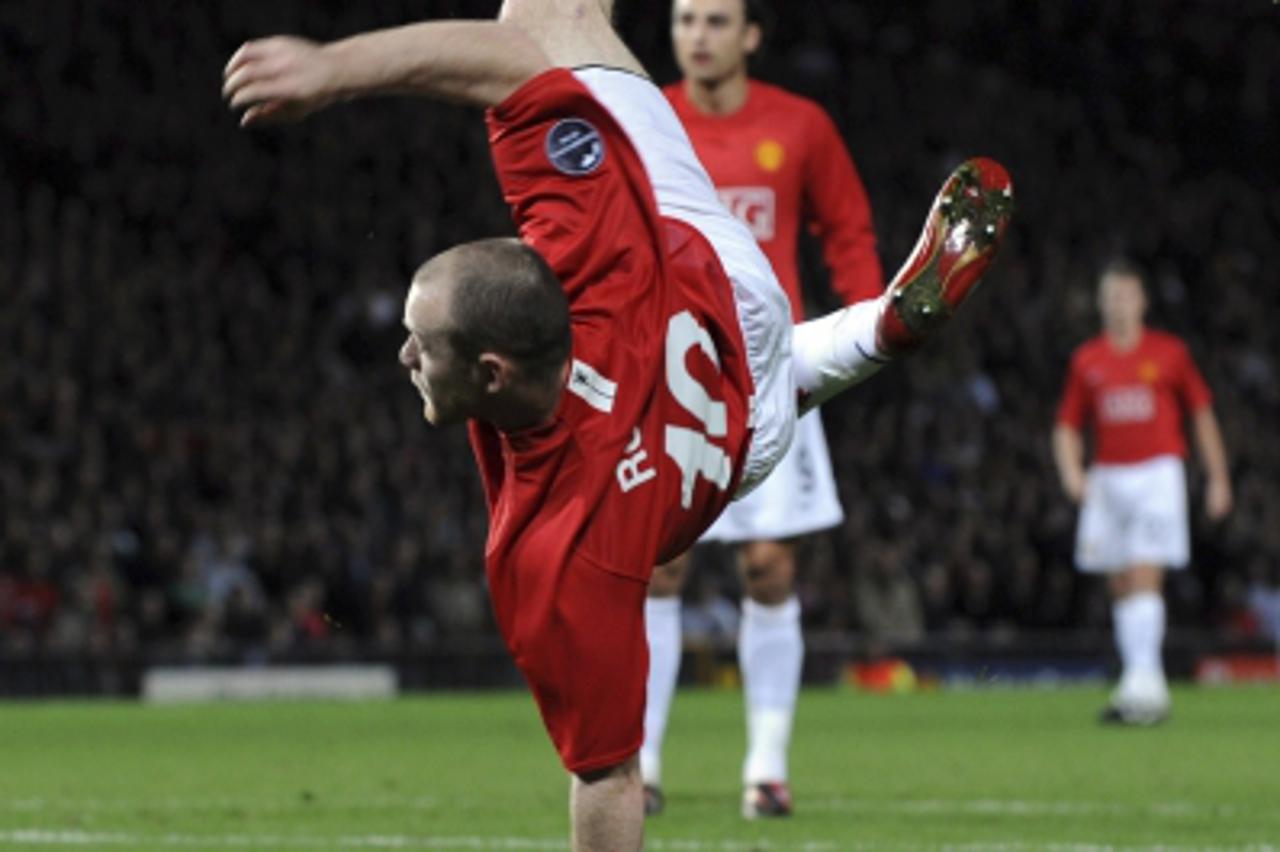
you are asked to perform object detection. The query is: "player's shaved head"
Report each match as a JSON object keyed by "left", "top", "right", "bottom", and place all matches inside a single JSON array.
[{"left": 414, "top": 238, "right": 571, "bottom": 384}]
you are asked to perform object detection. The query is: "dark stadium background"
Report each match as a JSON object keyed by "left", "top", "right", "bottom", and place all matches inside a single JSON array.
[{"left": 2, "top": 0, "right": 1277, "bottom": 695}]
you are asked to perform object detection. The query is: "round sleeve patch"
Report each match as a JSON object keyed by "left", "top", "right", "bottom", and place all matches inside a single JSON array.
[{"left": 546, "top": 118, "right": 606, "bottom": 176}]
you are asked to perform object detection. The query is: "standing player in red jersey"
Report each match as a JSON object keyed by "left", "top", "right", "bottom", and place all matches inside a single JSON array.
[
  {"left": 1054, "top": 260, "right": 1232, "bottom": 726},
  {"left": 641, "top": 0, "right": 884, "bottom": 820},
  {"left": 223, "top": 1, "right": 1013, "bottom": 846}
]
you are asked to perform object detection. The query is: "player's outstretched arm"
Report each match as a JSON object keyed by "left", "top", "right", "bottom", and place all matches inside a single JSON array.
[{"left": 223, "top": 21, "right": 552, "bottom": 127}]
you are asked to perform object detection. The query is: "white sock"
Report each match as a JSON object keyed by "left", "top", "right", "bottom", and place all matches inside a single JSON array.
[
  {"left": 641, "top": 596, "right": 682, "bottom": 786},
  {"left": 792, "top": 299, "right": 888, "bottom": 413},
  {"left": 1114, "top": 592, "right": 1166, "bottom": 688},
  {"left": 739, "top": 596, "right": 803, "bottom": 785}
]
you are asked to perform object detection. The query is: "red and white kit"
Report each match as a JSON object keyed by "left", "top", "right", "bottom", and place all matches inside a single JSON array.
[
  {"left": 665, "top": 80, "right": 883, "bottom": 541},
  {"left": 476, "top": 68, "right": 793, "bottom": 772},
  {"left": 1056, "top": 329, "right": 1213, "bottom": 571}
]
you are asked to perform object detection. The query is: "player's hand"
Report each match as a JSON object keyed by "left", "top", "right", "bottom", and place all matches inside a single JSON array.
[
  {"left": 223, "top": 37, "right": 339, "bottom": 127},
  {"left": 1205, "top": 477, "right": 1232, "bottom": 521}
]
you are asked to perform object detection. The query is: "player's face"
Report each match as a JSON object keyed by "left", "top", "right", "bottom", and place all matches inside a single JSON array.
[
  {"left": 400, "top": 281, "right": 481, "bottom": 426},
  {"left": 672, "top": 0, "right": 760, "bottom": 86},
  {"left": 1097, "top": 272, "right": 1147, "bottom": 331}
]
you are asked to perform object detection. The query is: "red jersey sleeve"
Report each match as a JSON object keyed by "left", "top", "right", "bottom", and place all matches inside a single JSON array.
[
  {"left": 801, "top": 106, "right": 883, "bottom": 303},
  {"left": 1173, "top": 340, "right": 1213, "bottom": 413},
  {"left": 1056, "top": 348, "right": 1092, "bottom": 429},
  {"left": 486, "top": 69, "right": 665, "bottom": 315}
]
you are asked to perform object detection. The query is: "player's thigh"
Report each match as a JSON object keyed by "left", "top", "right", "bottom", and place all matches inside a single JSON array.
[
  {"left": 516, "top": 557, "right": 649, "bottom": 774},
  {"left": 649, "top": 551, "right": 691, "bottom": 598},
  {"left": 498, "top": 0, "right": 645, "bottom": 75}
]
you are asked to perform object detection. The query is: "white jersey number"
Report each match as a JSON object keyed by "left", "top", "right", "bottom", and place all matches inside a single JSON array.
[{"left": 664, "top": 311, "right": 732, "bottom": 509}]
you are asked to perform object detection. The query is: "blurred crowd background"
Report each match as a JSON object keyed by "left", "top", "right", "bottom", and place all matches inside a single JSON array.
[{"left": 3, "top": 0, "right": 1278, "bottom": 669}]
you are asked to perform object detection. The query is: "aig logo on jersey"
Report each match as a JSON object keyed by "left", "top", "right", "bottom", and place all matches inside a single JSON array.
[
  {"left": 546, "top": 118, "right": 605, "bottom": 176},
  {"left": 718, "top": 186, "right": 776, "bottom": 240},
  {"left": 1100, "top": 385, "right": 1155, "bottom": 423}
]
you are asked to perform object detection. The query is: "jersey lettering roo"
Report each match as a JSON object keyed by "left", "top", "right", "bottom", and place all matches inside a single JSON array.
[{"left": 615, "top": 311, "right": 734, "bottom": 507}]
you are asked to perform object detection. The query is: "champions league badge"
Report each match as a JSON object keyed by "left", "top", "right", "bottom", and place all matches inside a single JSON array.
[{"left": 546, "top": 118, "right": 605, "bottom": 176}]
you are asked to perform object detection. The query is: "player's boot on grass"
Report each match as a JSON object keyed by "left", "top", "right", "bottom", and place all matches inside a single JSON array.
[
  {"left": 742, "top": 781, "right": 793, "bottom": 819},
  {"left": 875, "top": 157, "right": 1014, "bottom": 357},
  {"left": 1100, "top": 673, "right": 1171, "bottom": 726},
  {"left": 643, "top": 784, "right": 665, "bottom": 817}
]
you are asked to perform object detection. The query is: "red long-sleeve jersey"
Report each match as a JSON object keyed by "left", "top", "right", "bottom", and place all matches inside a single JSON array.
[{"left": 665, "top": 80, "right": 883, "bottom": 320}]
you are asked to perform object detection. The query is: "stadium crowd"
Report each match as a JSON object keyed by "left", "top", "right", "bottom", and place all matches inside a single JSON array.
[{"left": 3, "top": 0, "right": 1278, "bottom": 663}]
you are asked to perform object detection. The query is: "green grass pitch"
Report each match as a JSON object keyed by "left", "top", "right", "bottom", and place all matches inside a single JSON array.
[{"left": 1, "top": 685, "right": 1278, "bottom": 849}]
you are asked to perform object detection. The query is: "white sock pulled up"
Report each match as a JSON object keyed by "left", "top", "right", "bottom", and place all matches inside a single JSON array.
[
  {"left": 739, "top": 596, "right": 803, "bottom": 785},
  {"left": 641, "top": 596, "right": 682, "bottom": 786}
]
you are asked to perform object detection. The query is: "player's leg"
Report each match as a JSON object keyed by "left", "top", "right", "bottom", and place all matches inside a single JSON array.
[
  {"left": 793, "top": 158, "right": 1014, "bottom": 414},
  {"left": 498, "top": 0, "right": 646, "bottom": 76},
  {"left": 571, "top": 757, "right": 643, "bottom": 851},
  {"left": 1109, "top": 458, "right": 1188, "bottom": 723},
  {"left": 711, "top": 414, "right": 840, "bottom": 817},
  {"left": 1089, "top": 457, "right": 1183, "bottom": 725},
  {"left": 1105, "top": 562, "right": 1170, "bottom": 724},
  {"left": 791, "top": 299, "right": 888, "bottom": 413},
  {"left": 736, "top": 539, "right": 801, "bottom": 819},
  {"left": 640, "top": 552, "right": 692, "bottom": 816}
]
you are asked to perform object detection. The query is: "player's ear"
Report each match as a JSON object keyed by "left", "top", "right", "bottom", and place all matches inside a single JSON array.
[
  {"left": 743, "top": 21, "right": 762, "bottom": 55},
  {"left": 476, "top": 352, "right": 514, "bottom": 395}
]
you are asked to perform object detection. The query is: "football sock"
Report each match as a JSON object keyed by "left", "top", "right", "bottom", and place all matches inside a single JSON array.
[
  {"left": 641, "top": 596, "right": 682, "bottom": 786},
  {"left": 1114, "top": 591, "right": 1166, "bottom": 683},
  {"left": 740, "top": 596, "right": 803, "bottom": 785},
  {"left": 792, "top": 299, "right": 888, "bottom": 413}
]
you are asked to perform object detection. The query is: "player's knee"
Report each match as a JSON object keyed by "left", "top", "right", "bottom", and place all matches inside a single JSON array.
[
  {"left": 743, "top": 571, "right": 793, "bottom": 605},
  {"left": 1128, "top": 564, "right": 1164, "bottom": 593},
  {"left": 739, "top": 541, "right": 796, "bottom": 604}
]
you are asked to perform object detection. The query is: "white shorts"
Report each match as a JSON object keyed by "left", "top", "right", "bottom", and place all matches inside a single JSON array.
[
  {"left": 700, "top": 409, "right": 843, "bottom": 542},
  {"left": 1075, "top": 455, "right": 1190, "bottom": 573},
  {"left": 573, "top": 67, "right": 796, "bottom": 495}
]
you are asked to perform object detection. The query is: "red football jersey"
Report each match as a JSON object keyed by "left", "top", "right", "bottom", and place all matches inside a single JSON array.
[
  {"left": 1056, "top": 329, "right": 1212, "bottom": 464},
  {"left": 477, "top": 67, "right": 754, "bottom": 607},
  {"left": 665, "top": 80, "right": 883, "bottom": 319}
]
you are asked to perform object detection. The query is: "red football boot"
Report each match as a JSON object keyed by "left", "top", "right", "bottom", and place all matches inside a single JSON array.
[
  {"left": 741, "top": 781, "right": 793, "bottom": 819},
  {"left": 875, "top": 158, "right": 1014, "bottom": 357}
]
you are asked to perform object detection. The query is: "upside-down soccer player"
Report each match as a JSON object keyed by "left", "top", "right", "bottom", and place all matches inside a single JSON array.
[{"left": 222, "top": 2, "right": 1013, "bottom": 848}]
